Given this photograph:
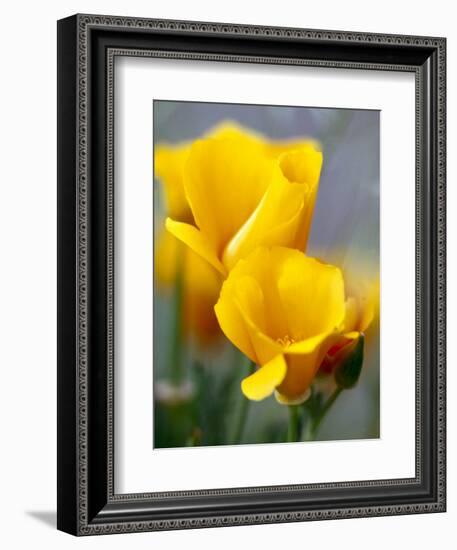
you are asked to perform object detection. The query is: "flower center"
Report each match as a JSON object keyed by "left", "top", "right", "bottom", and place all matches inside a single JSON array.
[{"left": 276, "top": 335, "right": 296, "bottom": 348}]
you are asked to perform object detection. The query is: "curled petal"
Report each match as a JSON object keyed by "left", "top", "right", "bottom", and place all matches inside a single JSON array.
[
  {"left": 241, "top": 354, "right": 287, "bottom": 401},
  {"left": 278, "top": 146, "right": 323, "bottom": 188},
  {"left": 278, "top": 332, "right": 343, "bottom": 399},
  {"left": 222, "top": 171, "right": 306, "bottom": 269},
  {"left": 183, "top": 137, "right": 272, "bottom": 256},
  {"left": 165, "top": 218, "right": 226, "bottom": 276},
  {"left": 278, "top": 146, "right": 322, "bottom": 251},
  {"left": 216, "top": 276, "right": 282, "bottom": 366},
  {"left": 214, "top": 289, "right": 258, "bottom": 364},
  {"left": 222, "top": 147, "right": 322, "bottom": 270}
]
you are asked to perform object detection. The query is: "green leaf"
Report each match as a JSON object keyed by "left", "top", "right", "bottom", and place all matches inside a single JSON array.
[{"left": 334, "top": 334, "right": 365, "bottom": 389}]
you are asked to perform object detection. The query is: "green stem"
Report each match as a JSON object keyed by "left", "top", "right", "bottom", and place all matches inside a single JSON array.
[
  {"left": 308, "top": 386, "right": 343, "bottom": 440},
  {"left": 287, "top": 405, "right": 301, "bottom": 442},
  {"left": 170, "top": 250, "right": 184, "bottom": 384},
  {"left": 232, "top": 360, "right": 255, "bottom": 444}
]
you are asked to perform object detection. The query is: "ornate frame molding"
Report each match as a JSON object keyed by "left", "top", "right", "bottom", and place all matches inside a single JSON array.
[{"left": 57, "top": 14, "right": 446, "bottom": 535}]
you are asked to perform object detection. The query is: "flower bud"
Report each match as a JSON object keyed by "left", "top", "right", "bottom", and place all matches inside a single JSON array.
[{"left": 334, "top": 334, "right": 365, "bottom": 389}]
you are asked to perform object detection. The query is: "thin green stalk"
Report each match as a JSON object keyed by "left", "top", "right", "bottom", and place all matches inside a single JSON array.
[
  {"left": 287, "top": 405, "right": 301, "bottom": 442},
  {"left": 308, "top": 386, "right": 343, "bottom": 440},
  {"left": 232, "top": 359, "right": 255, "bottom": 444},
  {"left": 170, "top": 251, "right": 184, "bottom": 384}
]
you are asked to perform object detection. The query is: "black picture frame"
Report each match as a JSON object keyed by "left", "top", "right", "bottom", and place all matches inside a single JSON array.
[{"left": 57, "top": 13, "right": 446, "bottom": 535}]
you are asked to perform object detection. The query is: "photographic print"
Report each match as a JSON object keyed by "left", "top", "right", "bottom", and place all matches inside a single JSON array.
[
  {"left": 58, "top": 16, "right": 446, "bottom": 533},
  {"left": 153, "top": 100, "right": 380, "bottom": 449}
]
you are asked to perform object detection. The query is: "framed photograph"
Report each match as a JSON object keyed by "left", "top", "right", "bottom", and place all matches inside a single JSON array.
[{"left": 57, "top": 14, "right": 446, "bottom": 535}]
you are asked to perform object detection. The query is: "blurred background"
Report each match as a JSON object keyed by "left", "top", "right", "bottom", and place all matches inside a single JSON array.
[{"left": 153, "top": 100, "right": 380, "bottom": 448}]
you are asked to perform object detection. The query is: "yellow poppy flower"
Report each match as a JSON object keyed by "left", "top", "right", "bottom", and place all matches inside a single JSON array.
[
  {"left": 155, "top": 122, "right": 322, "bottom": 345},
  {"left": 162, "top": 123, "right": 323, "bottom": 275},
  {"left": 214, "top": 247, "right": 345, "bottom": 403},
  {"left": 214, "top": 246, "right": 373, "bottom": 405}
]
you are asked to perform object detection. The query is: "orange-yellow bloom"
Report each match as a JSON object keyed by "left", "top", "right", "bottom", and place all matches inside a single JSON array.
[
  {"left": 214, "top": 246, "right": 375, "bottom": 404},
  {"left": 163, "top": 123, "right": 323, "bottom": 275}
]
